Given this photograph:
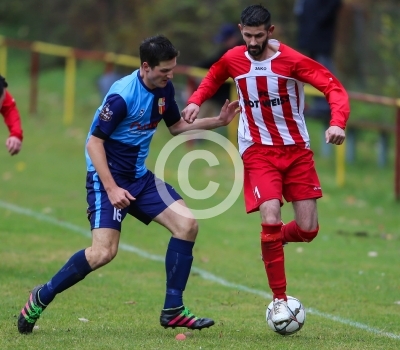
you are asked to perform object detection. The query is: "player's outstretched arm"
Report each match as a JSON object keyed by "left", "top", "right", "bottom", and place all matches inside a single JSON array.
[{"left": 171, "top": 100, "right": 239, "bottom": 136}]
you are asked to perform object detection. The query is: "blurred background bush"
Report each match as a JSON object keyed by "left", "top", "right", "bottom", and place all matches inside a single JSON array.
[{"left": 0, "top": 0, "right": 399, "bottom": 97}]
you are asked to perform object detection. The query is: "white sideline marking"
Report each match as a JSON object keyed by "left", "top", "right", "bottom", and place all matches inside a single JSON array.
[{"left": 1, "top": 199, "right": 399, "bottom": 340}]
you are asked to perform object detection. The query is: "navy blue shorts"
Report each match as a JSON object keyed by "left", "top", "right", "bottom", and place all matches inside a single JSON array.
[{"left": 86, "top": 170, "right": 182, "bottom": 230}]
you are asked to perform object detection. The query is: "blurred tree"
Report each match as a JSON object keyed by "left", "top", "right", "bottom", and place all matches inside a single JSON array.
[
  {"left": 0, "top": 0, "right": 399, "bottom": 96},
  {"left": 0, "top": 0, "right": 295, "bottom": 61}
]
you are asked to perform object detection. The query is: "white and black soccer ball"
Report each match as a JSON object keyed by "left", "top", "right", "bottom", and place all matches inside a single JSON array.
[{"left": 266, "top": 296, "right": 306, "bottom": 336}]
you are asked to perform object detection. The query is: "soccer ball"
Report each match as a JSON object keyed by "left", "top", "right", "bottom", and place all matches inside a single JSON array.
[{"left": 266, "top": 296, "right": 306, "bottom": 336}]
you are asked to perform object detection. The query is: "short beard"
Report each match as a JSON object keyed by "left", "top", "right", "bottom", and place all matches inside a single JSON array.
[{"left": 247, "top": 38, "right": 268, "bottom": 59}]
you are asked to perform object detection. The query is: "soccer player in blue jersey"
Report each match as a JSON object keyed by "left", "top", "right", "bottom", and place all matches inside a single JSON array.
[{"left": 17, "top": 35, "right": 239, "bottom": 334}]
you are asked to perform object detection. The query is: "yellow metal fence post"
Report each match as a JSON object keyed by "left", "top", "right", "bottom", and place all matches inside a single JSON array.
[
  {"left": 305, "top": 85, "right": 346, "bottom": 187},
  {"left": 64, "top": 55, "right": 76, "bottom": 126},
  {"left": 0, "top": 36, "right": 7, "bottom": 76},
  {"left": 227, "top": 80, "right": 238, "bottom": 145},
  {"left": 336, "top": 141, "right": 346, "bottom": 187}
]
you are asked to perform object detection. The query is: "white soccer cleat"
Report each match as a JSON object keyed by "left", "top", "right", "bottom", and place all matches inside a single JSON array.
[{"left": 271, "top": 298, "right": 291, "bottom": 324}]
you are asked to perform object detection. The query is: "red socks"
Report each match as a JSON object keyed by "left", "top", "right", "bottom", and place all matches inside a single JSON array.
[
  {"left": 261, "top": 223, "right": 286, "bottom": 300},
  {"left": 282, "top": 220, "right": 319, "bottom": 243},
  {"left": 261, "top": 221, "right": 319, "bottom": 300}
]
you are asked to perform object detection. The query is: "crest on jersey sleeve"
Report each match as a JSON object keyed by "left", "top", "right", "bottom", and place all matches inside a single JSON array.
[
  {"left": 99, "top": 103, "right": 113, "bottom": 121},
  {"left": 158, "top": 97, "right": 166, "bottom": 115}
]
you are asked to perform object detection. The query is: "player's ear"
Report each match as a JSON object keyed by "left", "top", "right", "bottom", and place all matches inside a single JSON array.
[
  {"left": 142, "top": 62, "right": 151, "bottom": 72},
  {"left": 268, "top": 25, "right": 275, "bottom": 35}
]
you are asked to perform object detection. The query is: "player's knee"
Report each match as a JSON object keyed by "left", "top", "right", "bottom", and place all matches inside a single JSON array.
[
  {"left": 174, "top": 218, "right": 198, "bottom": 241},
  {"left": 186, "top": 218, "right": 198, "bottom": 239},
  {"left": 298, "top": 225, "right": 319, "bottom": 243},
  {"left": 92, "top": 248, "right": 117, "bottom": 268}
]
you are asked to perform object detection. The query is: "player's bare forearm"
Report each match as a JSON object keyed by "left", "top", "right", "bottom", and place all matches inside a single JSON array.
[
  {"left": 169, "top": 116, "right": 223, "bottom": 136},
  {"left": 172, "top": 100, "right": 239, "bottom": 135},
  {"left": 86, "top": 135, "right": 135, "bottom": 208},
  {"left": 86, "top": 136, "right": 117, "bottom": 191}
]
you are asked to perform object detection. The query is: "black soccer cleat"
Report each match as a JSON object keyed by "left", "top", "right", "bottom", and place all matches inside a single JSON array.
[
  {"left": 18, "top": 285, "right": 46, "bottom": 334},
  {"left": 160, "top": 305, "right": 215, "bottom": 330}
]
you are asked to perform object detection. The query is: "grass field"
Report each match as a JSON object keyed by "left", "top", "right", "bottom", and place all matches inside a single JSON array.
[{"left": 0, "top": 49, "right": 399, "bottom": 350}]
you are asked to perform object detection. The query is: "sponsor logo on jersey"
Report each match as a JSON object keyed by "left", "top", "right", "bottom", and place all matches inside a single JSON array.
[
  {"left": 255, "top": 66, "right": 267, "bottom": 70},
  {"left": 99, "top": 103, "right": 113, "bottom": 121},
  {"left": 243, "top": 95, "right": 290, "bottom": 108},
  {"left": 158, "top": 97, "right": 166, "bottom": 115},
  {"left": 129, "top": 121, "right": 160, "bottom": 131}
]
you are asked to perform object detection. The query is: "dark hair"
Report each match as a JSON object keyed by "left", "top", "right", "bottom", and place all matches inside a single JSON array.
[
  {"left": 240, "top": 4, "right": 271, "bottom": 29},
  {"left": 139, "top": 35, "right": 179, "bottom": 68},
  {"left": 0, "top": 75, "right": 8, "bottom": 97}
]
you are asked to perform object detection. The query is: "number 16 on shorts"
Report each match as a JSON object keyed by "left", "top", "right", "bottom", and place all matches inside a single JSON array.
[{"left": 113, "top": 208, "right": 122, "bottom": 222}]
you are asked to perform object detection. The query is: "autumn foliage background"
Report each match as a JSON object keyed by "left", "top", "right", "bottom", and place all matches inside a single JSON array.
[{"left": 0, "top": 0, "right": 399, "bottom": 97}]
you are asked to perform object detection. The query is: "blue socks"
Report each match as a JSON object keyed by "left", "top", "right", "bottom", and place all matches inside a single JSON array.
[
  {"left": 163, "top": 237, "right": 194, "bottom": 309},
  {"left": 38, "top": 249, "right": 92, "bottom": 306},
  {"left": 36, "top": 240, "right": 194, "bottom": 310}
]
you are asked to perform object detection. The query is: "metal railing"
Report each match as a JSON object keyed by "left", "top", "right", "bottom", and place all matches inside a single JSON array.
[{"left": 0, "top": 35, "right": 399, "bottom": 200}]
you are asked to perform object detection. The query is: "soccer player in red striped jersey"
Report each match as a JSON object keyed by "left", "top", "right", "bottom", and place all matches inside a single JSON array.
[
  {"left": 182, "top": 4, "right": 350, "bottom": 325},
  {"left": 0, "top": 75, "right": 23, "bottom": 156}
]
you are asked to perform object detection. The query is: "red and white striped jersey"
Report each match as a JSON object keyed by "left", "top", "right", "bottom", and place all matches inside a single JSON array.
[{"left": 188, "top": 39, "right": 350, "bottom": 155}]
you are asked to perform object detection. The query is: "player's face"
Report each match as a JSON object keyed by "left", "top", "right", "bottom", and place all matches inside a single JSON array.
[
  {"left": 144, "top": 58, "right": 177, "bottom": 89},
  {"left": 240, "top": 24, "right": 272, "bottom": 60}
]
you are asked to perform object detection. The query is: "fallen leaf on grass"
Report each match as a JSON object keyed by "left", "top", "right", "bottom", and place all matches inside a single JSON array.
[
  {"left": 42, "top": 207, "right": 52, "bottom": 214},
  {"left": 345, "top": 196, "right": 356, "bottom": 205},
  {"left": 16, "top": 162, "right": 26, "bottom": 172},
  {"left": 2, "top": 172, "right": 12, "bottom": 180},
  {"left": 381, "top": 234, "right": 393, "bottom": 240}
]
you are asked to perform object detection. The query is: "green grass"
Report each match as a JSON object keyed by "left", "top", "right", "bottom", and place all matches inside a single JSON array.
[{"left": 0, "top": 47, "right": 400, "bottom": 350}]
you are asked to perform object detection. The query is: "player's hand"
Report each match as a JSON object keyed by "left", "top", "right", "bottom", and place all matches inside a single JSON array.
[
  {"left": 107, "top": 187, "right": 136, "bottom": 209},
  {"left": 6, "top": 136, "right": 22, "bottom": 156},
  {"left": 325, "top": 126, "right": 345, "bottom": 145},
  {"left": 181, "top": 103, "right": 200, "bottom": 124},
  {"left": 218, "top": 99, "right": 240, "bottom": 126}
]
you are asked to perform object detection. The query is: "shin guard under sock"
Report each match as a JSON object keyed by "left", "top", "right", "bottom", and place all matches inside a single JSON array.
[
  {"left": 38, "top": 249, "right": 92, "bottom": 306},
  {"left": 261, "top": 223, "right": 287, "bottom": 300},
  {"left": 164, "top": 237, "right": 194, "bottom": 309}
]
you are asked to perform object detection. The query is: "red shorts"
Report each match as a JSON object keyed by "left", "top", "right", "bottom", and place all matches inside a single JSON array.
[{"left": 242, "top": 144, "right": 322, "bottom": 213}]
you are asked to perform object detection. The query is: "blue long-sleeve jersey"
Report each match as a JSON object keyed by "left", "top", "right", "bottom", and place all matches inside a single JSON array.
[{"left": 85, "top": 70, "right": 181, "bottom": 179}]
